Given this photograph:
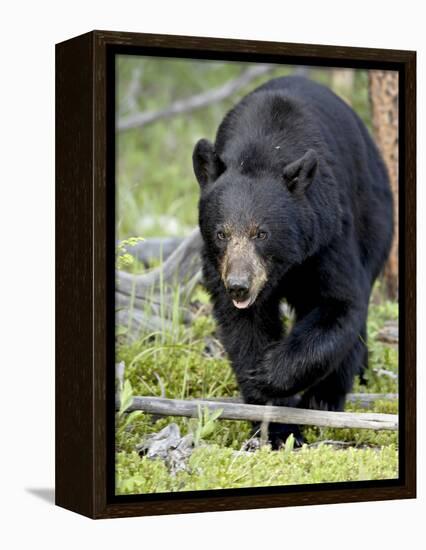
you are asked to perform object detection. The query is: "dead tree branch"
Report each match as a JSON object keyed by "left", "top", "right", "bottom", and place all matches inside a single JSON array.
[
  {"left": 118, "top": 65, "right": 276, "bottom": 131},
  {"left": 201, "top": 393, "right": 398, "bottom": 409},
  {"left": 373, "top": 368, "right": 398, "bottom": 380},
  {"left": 119, "top": 396, "right": 398, "bottom": 431},
  {"left": 117, "top": 228, "right": 202, "bottom": 297},
  {"left": 115, "top": 228, "right": 203, "bottom": 338}
]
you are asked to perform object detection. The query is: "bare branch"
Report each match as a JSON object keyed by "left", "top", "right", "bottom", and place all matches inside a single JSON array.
[
  {"left": 118, "top": 395, "right": 398, "bottom": 431},
  {"left": 378, "top": 322, "right": 398, "bottom": 345},
  {"left": 373, "top": 368, "right": 398, "bottom": 380},
  {"left": 115, "top": 229, "right": 202, "bottom": 339},
  {"left": 117, "top": 65, "right": 276, "bottom": 132},
  {"left": 199, "top": 393, "right": 399, "bottom": 409},
  {"left": 116, "top": 227, "right": 203, "bottom": 298}
]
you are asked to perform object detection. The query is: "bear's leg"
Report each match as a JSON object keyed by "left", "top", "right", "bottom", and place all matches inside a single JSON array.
[
  {"left": 299, "top": 335, "right": 366, "bottom": 412},
  {"left": 266, "top": 396, "right": 304, "bottom": 449},
  {"left": 239, "top": 376, "right": 303, "bottom": 449},
  {"left": 211, "top": 298, "right": 297, "bottom": 448},
  {"left": 298, "top": 371, "right": 348, "bottom": 412},
  {"left": 258, "top": 343, "right": 361, "bottom": 448},
  {"left": 250, "top": 299, "right": 369, "bottom": 398},
  {"left": 211, "top": 293, "right": 284, "bottom": 404},
  {"left": 249, "top": 395, "right": 304, "bottom": 450}
]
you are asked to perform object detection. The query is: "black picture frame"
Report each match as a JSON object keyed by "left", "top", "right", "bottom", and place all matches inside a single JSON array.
[{"left": 56, "top": 30, "right": 416, "bottom": 519}]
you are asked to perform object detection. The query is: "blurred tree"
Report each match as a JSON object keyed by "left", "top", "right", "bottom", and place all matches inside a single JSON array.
[
  {"left": 368, "top": 71, "right": 399, "bottom": 299},
  {"left": 332, "top": 69, "right": 354, "bottom": 105}
]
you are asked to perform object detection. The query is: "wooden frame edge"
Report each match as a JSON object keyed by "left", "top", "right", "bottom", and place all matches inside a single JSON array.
[
  {"left": 55, "top": 30, "right": 416, "bottom": 519},
  {"left": 55, "top": 31, "right": 95, "bottom": 518}
]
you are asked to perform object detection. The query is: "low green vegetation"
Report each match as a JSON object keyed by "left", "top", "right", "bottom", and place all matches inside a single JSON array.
[
  {"left": 117, "top": 444, "right": 397, "bottom": 495},
  {"left": 115, "top": 286, "right": 398, "bottom": 494}
]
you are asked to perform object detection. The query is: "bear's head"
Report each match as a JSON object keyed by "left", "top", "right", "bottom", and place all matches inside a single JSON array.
[{"left": 193, "top": 138, "right": 331, "bottom": 309}]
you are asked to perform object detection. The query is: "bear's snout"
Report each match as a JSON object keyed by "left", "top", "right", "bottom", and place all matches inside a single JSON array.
[
  {"left": 218, "top": 234, "right": 268, "bottom": 309},
  {"left": 226, "top": 275, "right": 250, "bottom": 303}
]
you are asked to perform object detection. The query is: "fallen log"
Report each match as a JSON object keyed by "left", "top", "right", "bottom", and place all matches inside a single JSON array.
[
  {"left": 345, "top": 393, "right": 397, "bottom": 407},
  {"left": 201, "top": 393, "right": 398, "bottom": 409},
  {"left": 373, "top": 368, "right": 398, "bottom": 380},
  {"left": 120, "top": 395, "right": 398, "bottom": 431},
  {"left": 377, "top": 322, "right": 399, "bottom": 346},
  {"left": 123, "top": 236, "right": 184, "bottom": 267},
  {"left": 116, "top": 307, "right": 175, "bottom": 335},
  {"left": 116, "top": 228, "right": 203, "bottom": 338},
  {"left": 117, "top": 227, "right": 203, "bottom": 298}
]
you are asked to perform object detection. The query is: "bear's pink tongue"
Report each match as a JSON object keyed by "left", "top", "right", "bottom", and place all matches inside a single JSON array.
[{"left": 233, "top": 298, "right": 251, "bottom": 309}]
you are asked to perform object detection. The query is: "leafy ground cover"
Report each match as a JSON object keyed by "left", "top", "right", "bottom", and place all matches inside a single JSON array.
[{"left": 115, "top": 288, "right": 398, "bottom": 494}]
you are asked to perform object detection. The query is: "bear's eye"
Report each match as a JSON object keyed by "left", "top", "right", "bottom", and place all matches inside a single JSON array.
[
  {"left": 254, "top": 230, "right": 268, "bottom": 240},
  {"left": 217, "top": 231, "right": 227, "bottom": 241}
]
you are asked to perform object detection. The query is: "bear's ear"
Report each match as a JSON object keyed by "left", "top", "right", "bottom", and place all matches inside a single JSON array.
[
  {"left": 193, "top": 138, "right": 225, "bottom": 189},
  {"left": 283, "top": 149, "right": 318, "bottom": 195}
]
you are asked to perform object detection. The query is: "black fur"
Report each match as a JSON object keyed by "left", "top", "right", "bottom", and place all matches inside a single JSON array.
[{"left": 193, "top": 76, "right": 393, "bottom": 448}]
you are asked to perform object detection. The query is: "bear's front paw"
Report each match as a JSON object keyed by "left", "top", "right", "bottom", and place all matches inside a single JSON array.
[
  {"left": 238, "top": 377, "right": 270, "bottom": 403},
  {"left": 248, "top": 347, "right": 293, "bottom": 397},
  {"left": 247, "top": 351, "right": 281, "bottom": 396}
]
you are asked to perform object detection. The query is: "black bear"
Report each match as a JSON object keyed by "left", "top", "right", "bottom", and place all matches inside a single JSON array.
[{"left": 193, "top": 76, "right": 393, "bottom": 447}]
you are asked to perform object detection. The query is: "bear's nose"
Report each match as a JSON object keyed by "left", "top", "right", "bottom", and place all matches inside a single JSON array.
[{"left": 227, "top": 277, "right": 250, "bottom": 301}]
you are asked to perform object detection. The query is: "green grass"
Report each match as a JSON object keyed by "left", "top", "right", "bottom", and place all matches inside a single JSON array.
[
  {"left": 115, "top": 289, "right": 399, "bottom": 494},
  {"left": 116, "top": 444, "right": 398, "bottom": 495}
]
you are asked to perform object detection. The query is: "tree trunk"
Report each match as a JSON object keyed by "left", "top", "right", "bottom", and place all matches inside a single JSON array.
[{"left": 368, "top": 70, "right": 399, "bottom": 299}]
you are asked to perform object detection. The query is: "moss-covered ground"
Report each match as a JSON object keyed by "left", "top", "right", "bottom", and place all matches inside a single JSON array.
[{"left": 115, "top": 288, "right": 398, "bottom": 495}]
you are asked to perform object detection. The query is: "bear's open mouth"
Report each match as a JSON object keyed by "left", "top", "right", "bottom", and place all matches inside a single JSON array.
[{"left": 232, "top": 297, "right": 253, "bottom": 309}]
